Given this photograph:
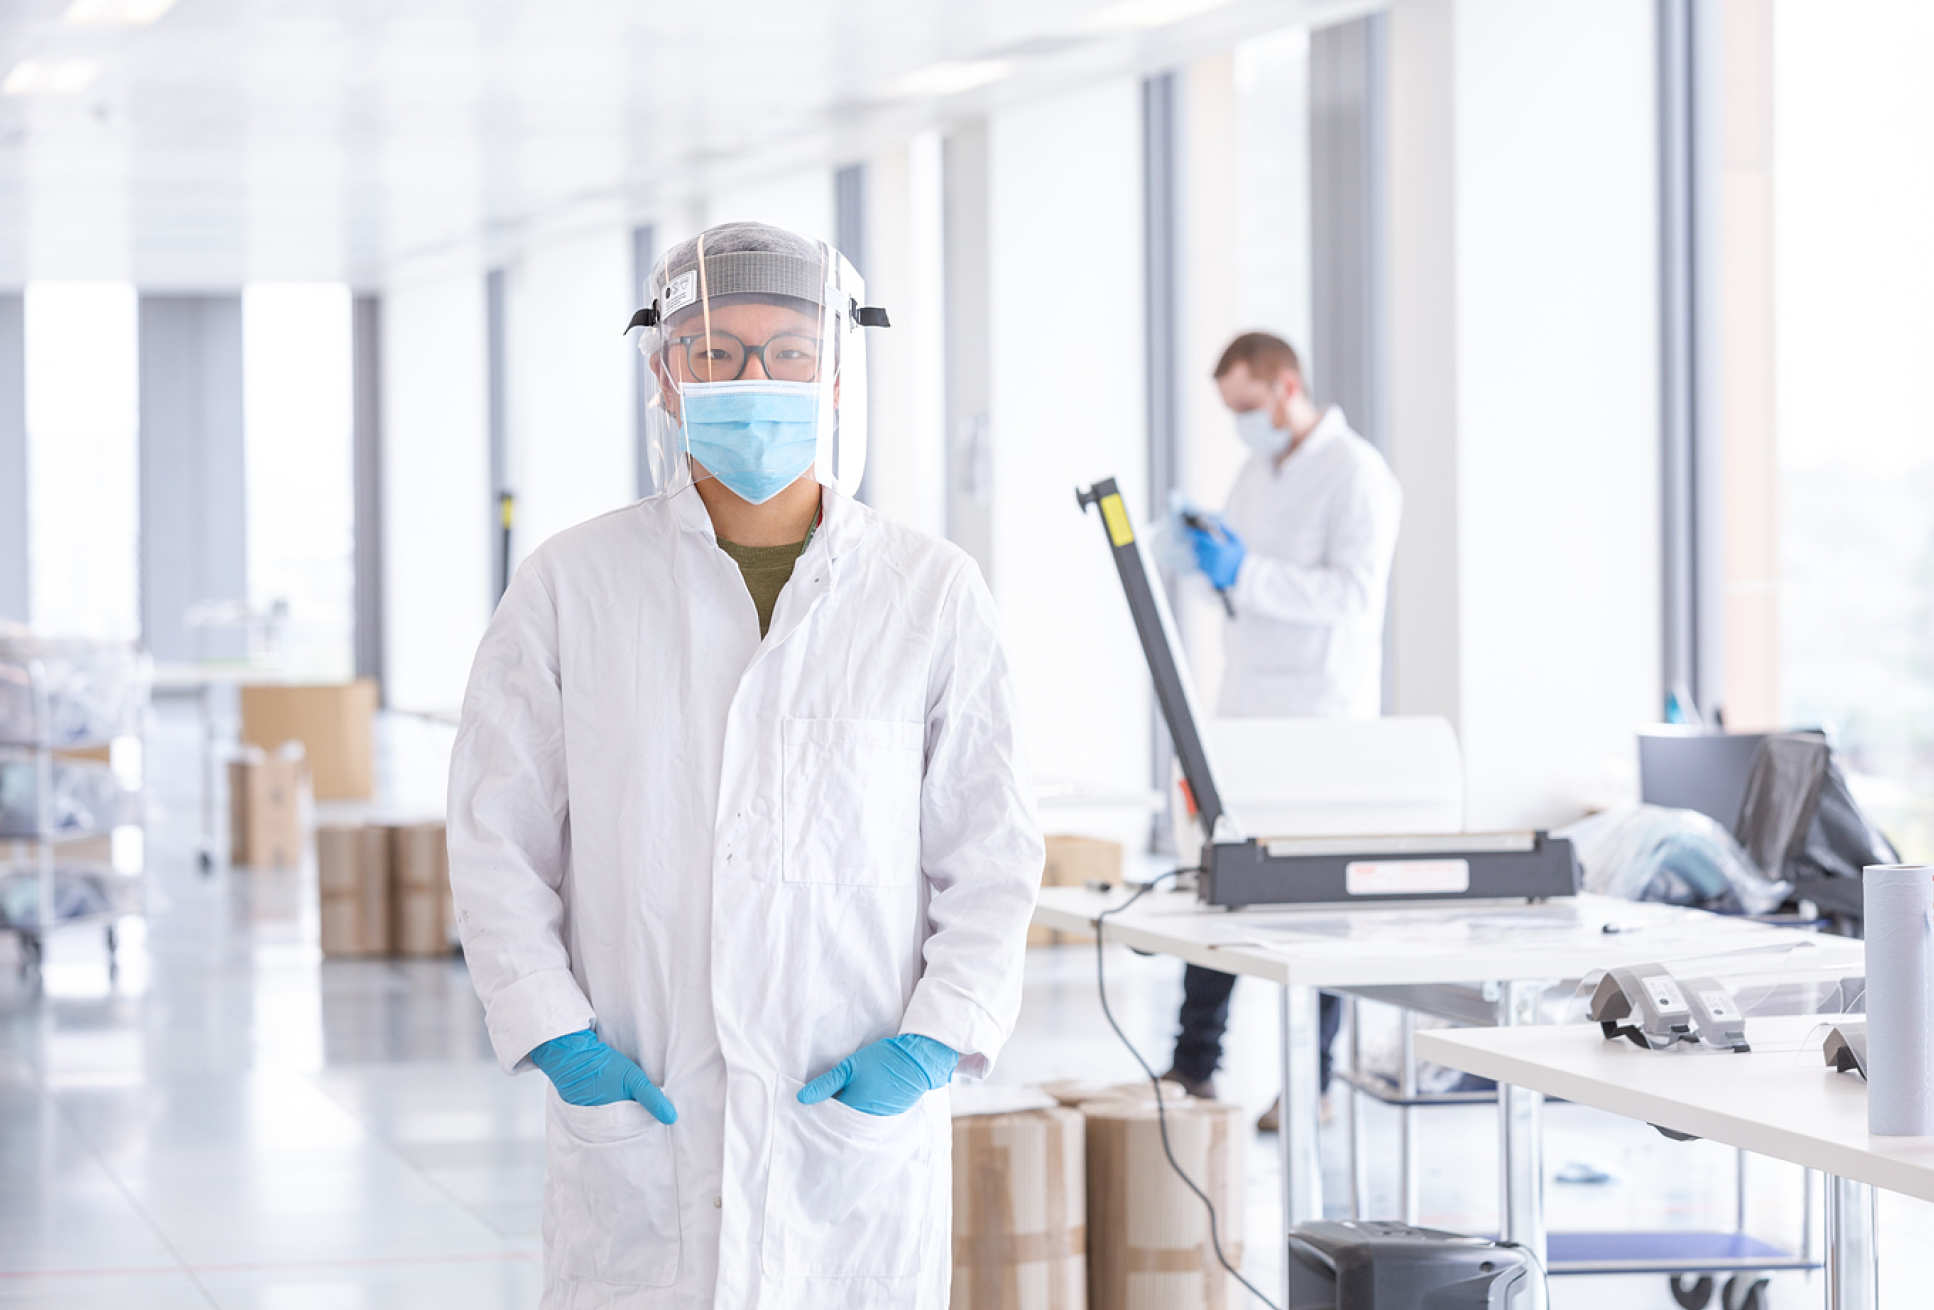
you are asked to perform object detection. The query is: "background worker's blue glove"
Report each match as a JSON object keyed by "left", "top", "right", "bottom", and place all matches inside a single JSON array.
[
  {"left": 528, "top": 1028, "right": 677, "bottom": 1124},
  {"left": 1188, "top": 515, "right": 1247, "bottom": 591},
  {"left": 797, "top": 1033, "right": 960, "bottom": 1117}
]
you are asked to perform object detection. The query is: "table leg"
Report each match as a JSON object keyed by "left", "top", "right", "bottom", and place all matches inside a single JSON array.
[
  {"left": 1346, "top": 997, "right": 1366, "bottom": 1220},
  {"left": 1399, "top": 1009, "right": 1419, "bottom": 1225},
  {"left": 1824, "top": 1173, "right": 1876, "bottom": 1309},
  {"left": 1803, "top": 1168, "right": 1817, "bottom": 1266},
  {"left": 1279, "top": 982, "right": 1323, "bottom": 1270},
  {"left": 1496, "top": 980, "right": 1546, "bottom": 1261},
  {"left": 200, "top": 681, "right": 218, "bottom": 859}
]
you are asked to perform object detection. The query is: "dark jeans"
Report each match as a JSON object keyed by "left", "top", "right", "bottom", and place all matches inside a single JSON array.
[{"left": 1173, "top": 963, "right": 1343, "bottom": 1091}]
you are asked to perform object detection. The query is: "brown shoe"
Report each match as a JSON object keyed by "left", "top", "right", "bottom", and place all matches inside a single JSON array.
[
  {"left": 1257, "top": 1094, "right": 1281, "bottom": 1133},
  {"left": 1256, "top": 1092, "right": 1333, "bottom": 1133},
  {"left": 1158, "top": 1067, "right": 1217, "bottom": 1101}
]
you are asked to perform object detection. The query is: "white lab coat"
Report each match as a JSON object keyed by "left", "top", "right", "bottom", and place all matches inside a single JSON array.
[
  {"left": 1218, "top": 406, "right": 1401, "bottom": 718},
  {"left": 447, "top": 487, "right": 1043, "bottom": 1310}
]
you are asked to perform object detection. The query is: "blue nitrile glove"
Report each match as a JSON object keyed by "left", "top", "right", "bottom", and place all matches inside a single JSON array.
[
  {"left": 528, "top": 1028, "right": 678, "bottom": 1124},
  {"left": 797, "top": 1033, "right": 960, "bottom": 1117},
  {"left": 1188, "top": 516, "right": 1247, "bottom": 591}
]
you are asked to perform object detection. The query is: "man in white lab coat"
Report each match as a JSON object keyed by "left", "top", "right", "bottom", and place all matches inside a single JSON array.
[
  {"left": 447, "top": 221, "right": 1043, "bottom": 1309},
  {"left": 1166, "top": 331, "right": 1401, "bottom": 1125}
]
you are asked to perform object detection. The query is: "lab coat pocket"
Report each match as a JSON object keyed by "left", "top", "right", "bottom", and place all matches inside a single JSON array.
[
  {"left": 781, "top": 717, "right": 923, "bottom": 886},
  {"left": 543, "top": 1092, "right": 681, "bottom": 1288},
  {"left": 762, "top": 1077, "right": 935, "bottom": 1280}
]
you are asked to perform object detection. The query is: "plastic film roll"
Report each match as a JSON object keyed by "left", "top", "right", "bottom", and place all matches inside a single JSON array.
[{"left": 1863, "top": 864, "right": 1934, "bottom": 1136}]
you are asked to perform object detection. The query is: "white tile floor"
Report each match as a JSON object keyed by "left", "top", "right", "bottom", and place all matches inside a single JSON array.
[{"left": 0, "top": 700, "right": 1926, "bottom": 1308}]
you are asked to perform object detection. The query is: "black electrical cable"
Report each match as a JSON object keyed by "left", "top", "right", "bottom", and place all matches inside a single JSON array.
[
  {"left": 1495, "top": 1239, "right": 1551, "bottom": 1307},
  {"left": 1093, "top": 870, "right": 1283, "bottom": 1310}
]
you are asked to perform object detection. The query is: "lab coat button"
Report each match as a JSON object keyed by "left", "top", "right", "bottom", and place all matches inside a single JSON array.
[{"left": 713, "top": 1195, "right": 723, "bottom": 1209}]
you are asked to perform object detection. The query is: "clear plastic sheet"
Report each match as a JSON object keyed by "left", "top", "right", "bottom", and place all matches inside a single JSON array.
[
  {"left": 1558, "top": 803, "right": 1789, "bottom": 914},
  {"left": 0, "top": 635, "right": 150, "bottom": 747},
  {"left": 0, "top": 759, "right": 131, "bottom": 839},
  {"left": 0, "top": 867, "right": 113, "bottom": 929}
]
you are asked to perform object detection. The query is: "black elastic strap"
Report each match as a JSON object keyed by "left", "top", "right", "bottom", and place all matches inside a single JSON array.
[
  {"left": 852, "top": 302, "right": 890, "bottom": 328},
  {"left": 624, "top": 303, "right": 658, "bottom": 333}
]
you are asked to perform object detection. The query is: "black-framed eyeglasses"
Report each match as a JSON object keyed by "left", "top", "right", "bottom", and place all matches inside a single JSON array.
[{"left": 665, "top": 328, "right": 823, "bottom": 383}]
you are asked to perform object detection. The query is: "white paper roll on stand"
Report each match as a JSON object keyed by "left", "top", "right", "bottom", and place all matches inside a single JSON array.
[{"left": 1863, "top": 864, "right": 1934, "bottom": 1136}]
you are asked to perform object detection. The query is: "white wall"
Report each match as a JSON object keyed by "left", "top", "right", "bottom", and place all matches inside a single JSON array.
[
  {"left": 381, "top": 266, "right": 491, "bottom": 713},
  {"left": 1174, "top": 54, "right": 1244, "bottom": 704},
  {"left": 504, "top": 225, "right": 636, "bottom": 562},
  {"left": 861, "top": 133, "right": 947, "bottom": 535},
  {"left": 1388, "top": 0, "right": 1661, "bottom": 826},
  {"left": 243, "top": 283, "right": 355, "bottom": 679},
  {"left": 24, "top": 282, "right": 140, "bottom": 641},
  {"left": 987, "top": 79, "right": 1149, "bottom": 809},
  {"left": 1234, "top": 26, "right": 1316, "bottom": 364}
]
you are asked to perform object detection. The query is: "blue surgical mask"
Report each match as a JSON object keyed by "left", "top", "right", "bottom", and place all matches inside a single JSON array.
[
  {"left": 1234, "top": 406, "right": 1284, "bottom": 455},
  {"left": 682, "top": 380, "right": 821, "bottom": 504}
]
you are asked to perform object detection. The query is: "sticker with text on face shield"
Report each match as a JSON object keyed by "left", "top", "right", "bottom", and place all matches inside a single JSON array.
[{"left": 663, "top": 271, "right": 698, "bottom": 315}]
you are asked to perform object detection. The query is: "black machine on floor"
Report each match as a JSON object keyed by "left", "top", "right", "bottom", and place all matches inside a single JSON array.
[
  {"left": 1287, "top": 1221, "right": 1545, "bottom": 1309},
  {"left": 1076, "top": 477, "right": 1579, "bottom": 909}
]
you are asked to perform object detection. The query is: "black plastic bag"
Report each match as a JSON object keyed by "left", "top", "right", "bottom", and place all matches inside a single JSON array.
[{"left": 1734, "top": 732, "right": 1899, "bottom": 923}]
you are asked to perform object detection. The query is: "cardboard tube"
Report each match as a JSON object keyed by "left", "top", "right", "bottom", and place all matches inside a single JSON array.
[
  {"left": 952, "top": 1104, "right": 1086, "bottom": 1310},
  {"left": 1081, "top": 1096, "right": 1245, "bottom": 1310}
]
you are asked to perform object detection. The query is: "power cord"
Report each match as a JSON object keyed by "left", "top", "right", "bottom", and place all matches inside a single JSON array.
[
  {"left": 1093, "top": 869, "right": 1284, "bottom": 1310},
  {"left": 1495, "top": 1240, "right": 1551, "bottom": 1308}
]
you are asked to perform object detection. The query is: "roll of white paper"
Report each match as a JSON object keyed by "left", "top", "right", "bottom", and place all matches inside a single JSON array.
[{"left": 1864, "top": 864, "right": 1934, "bottom": 1136}]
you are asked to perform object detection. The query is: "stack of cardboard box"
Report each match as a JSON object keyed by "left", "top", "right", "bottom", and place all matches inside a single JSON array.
[
  {"left": 316, "top": 820, "right": 453, "bottom": 958},
  {"left": 949, "top": 1080, "right": 1246, "bottom": 1310},
  {"left": 1028, "top": 834, "right": 1122, "bottom": 948},
  {"left": 240, "top": 680, "right": 377, "bottom": 801},
  {"left": 228, "top": 745, "right": 308, "bottom": 869}
]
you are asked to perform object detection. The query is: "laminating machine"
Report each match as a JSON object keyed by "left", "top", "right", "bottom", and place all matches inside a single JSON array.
[{"left": 1077, "top": 477, "right": 1579, "bottom": 910}]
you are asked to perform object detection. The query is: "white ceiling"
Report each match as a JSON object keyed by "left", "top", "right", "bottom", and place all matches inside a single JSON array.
[{"left": 0, "top": 0, "right": 1370, "bottom": 289}]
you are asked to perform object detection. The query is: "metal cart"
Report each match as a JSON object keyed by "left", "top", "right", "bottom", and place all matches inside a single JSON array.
[
  {"left": 0, "top": 638, "right": 151, "bottom": 977},
  {"left": 1335, "top": 992, "right": 1815, "bottom": 1310}
]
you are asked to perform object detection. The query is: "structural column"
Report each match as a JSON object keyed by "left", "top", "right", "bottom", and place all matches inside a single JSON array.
[
  {"left": 137, "top": 295, "right": 248, "bottom": 663},
  {"left": 0, "top": 295, "right": 25, "bottom": 623}
]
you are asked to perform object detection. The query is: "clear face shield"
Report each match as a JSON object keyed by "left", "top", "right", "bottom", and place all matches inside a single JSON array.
[{"left": 626, "top": 223, "right": 889, "bottom": 504}]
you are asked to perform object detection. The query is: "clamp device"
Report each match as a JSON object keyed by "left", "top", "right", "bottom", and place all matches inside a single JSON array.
[{"left": 1589, "top": 963, "right": 1751, "bottom": 1054}]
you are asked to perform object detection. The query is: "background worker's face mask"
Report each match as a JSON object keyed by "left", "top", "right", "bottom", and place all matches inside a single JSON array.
[
  {"left": 1234, "top": 405, "right": 1284, "bottom": 455},
  {"left": 681, "top": 380, "right": 821, "bottom": 504}
]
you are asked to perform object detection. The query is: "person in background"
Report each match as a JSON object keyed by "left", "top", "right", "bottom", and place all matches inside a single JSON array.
[
  {"left": 447, "top": 221, "right": 1042, "bottom": 1309},
  {"left": 1164, "top": 330, "right": 1401, "bottom": 1130}
]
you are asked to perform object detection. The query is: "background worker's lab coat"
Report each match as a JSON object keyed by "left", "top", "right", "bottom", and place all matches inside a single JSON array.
[
  {"left": 447, "top": 488, "right": 1043, "bottom": 1310},
  {"left": 1218, "top": 405, "right": 1401, "bottom": 718}
]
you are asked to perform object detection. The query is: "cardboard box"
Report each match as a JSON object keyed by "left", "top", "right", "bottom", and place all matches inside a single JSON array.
[
  {"left": 228, "top": 748, "right": 307, "bottom": 869},
  {"left": 240, "top": 680, "right": 378, "bottom": 801},
  {"left": 1038, "top": 1078, "right": 1185, "bottom": 1109},
  {"left": 316, "top": 823, "right": 391, "bottom": 956},
  {"left": 1029, "top": 834, "right": 1125, "bottom": 948},
  {"left": 951, "top": 1104, "right": 1086, "bottom": 1310},
  {"left": 1084, "top": 1097, "right": 1245, "bottom": 1310},
  {"left": 389, "top": 822, "right": 452, "bottom": 957}
]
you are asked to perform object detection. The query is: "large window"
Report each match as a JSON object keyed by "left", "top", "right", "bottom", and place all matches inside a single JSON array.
[
  {"left": 24, "top": 282, "right": 139, "bottom": 640},
  {"left": 242, "top": 284, "right": 355, "bottom": 680},
  {"left": 1708, "top": 2, "right": 1934, "bottom": 857},
  {"left": 1769, "top": 1, "right": 1934, "bottom": 857}
]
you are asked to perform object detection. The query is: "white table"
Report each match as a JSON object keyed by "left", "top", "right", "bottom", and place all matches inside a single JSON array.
[
  {"left": 1033, "top": 885, "right": 1861, "bottom": 1307},
  {"left": 1418, "top": 1015, "right": 1919, "bottom": 1309}
]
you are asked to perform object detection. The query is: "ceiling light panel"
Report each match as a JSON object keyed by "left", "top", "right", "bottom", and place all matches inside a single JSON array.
[
  {"left": 887, "top": 58, "right": 1015, "bottom": 99},
  {"left": 64, "top": 0, "right": 178, "bottom": 26},
  {"left": 3, "top": 58, "right": 104, "bottom": 96}
]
